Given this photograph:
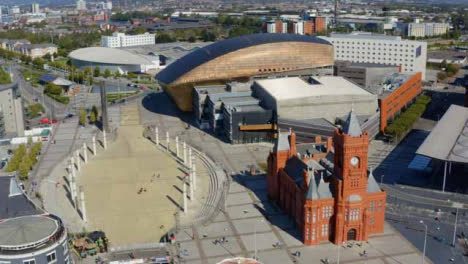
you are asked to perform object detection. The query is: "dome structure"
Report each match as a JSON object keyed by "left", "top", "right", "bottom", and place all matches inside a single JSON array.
[{"left": 155, "top": 33, "right": 334, "bottom": 111}]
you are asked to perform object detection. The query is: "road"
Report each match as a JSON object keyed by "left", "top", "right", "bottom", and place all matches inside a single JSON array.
[{"left": 11, "top": 64, "right": 68, "bottom": 118}]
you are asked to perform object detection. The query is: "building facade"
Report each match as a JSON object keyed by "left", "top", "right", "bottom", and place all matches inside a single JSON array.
[
  {"left": 335, "top": 61, "right": 399, "bottom": 94},
  {"left": 101, "top": 32, "right": 155, "bottom": 48},
  {"left": 265, "top": 17, "right": 326, "bottom": 35},
  {"left": 31, "top": 3, "right": 40, "bottom": 14},
  {"left": 320, "top": 32, "right": 427, "bottom": 80},
  {"left": 76, "top": 0, "right": 86, "bottom": 10},
  {"left": 267, "top": 111, "right": 386, "bottom": 245},
  {"left": 407, "top": 23, "right": 449, "bottom": 37},
  {"left": 0, "top": 82, "right": 25, "bottom": 137},
  {"left": 156, "top": 34, "right": 334, "bottom": 111},
  {"left": 18, "top": 44, "right": 57, "bottom": 58},
  {"left": 378, "top": 72, "right": 422, "bottom": 132}
]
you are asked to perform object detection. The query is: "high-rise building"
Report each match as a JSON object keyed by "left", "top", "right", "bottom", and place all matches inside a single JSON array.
[
  {"left": 76, "top": 0, "right": 87, "bottom": 11},
  {"left": 267, "top": 110, "right": 386, "bottom": 245},
  {"left": 101, "top": 32, "right": 155, "bottom": 48},
  {"left": 320, "top": 32, "right": 427, "bottom": 79},
  {"left": 31, "top": 3, "right": 40, "bottom": 14}
]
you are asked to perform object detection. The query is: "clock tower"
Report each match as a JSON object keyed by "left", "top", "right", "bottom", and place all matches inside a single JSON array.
[{"left": 332, "top": 110, "right": 371, "bottom": 244}]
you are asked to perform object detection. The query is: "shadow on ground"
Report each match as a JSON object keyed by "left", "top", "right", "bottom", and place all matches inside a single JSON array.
[{"left": 232, "top": 172, "right": 303, "bottom": 242}]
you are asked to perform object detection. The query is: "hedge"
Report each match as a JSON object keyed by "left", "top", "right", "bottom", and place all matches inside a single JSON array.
[{"left": 385, "top": 95, "right": 432, "bottom": 138}]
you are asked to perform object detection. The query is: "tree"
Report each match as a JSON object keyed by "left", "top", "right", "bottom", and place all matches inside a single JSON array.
[
  {"left": 103, "top": 69, "right": 111, "bottom": 78},
  {"left": 90, "top": 110, "right": 97, "bottom": 124},
  {"left": 93, "top": 66, "right": 101, "bottom": 77},
  {"left": 44, "top": 83, "right": 62, "bottom": 95},
  {"left": 114, "top": 71, "right": 121, "bottom": 78},
  {"left": 79, "top": 107, "right": 87, "bottom": 126},
  {"left": 6, "top": 144, "right": 27, "bottom": 172},
  {"left": 134, "top": 26, "right": 147, "bottom": 34},
  {"left": 18, "top": 155, "right": 31, "bottom": 180},
  {"left": 91, "top": 105, "right": 98, "bottom": 117},
  {"left": 437, "top": 71, "right": 447, "bottom": 81},
  {"left": 188, "top": 36, "right": 196, "bottom": 42}
]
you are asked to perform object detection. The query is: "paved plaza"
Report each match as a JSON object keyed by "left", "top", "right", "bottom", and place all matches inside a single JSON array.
[
  {"left": 172, "top": 176, "right": 432, "bottom": 264},
  {"left": 139, "top": 92, "right": 432, "bottom": 264},
  {"left": 79, "top": 101, "right": 210, "bottom": 247}
]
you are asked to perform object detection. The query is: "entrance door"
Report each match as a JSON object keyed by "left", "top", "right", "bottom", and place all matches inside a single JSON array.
[{"left": 347, "top": 229, "right": 357, "bottom": 241}]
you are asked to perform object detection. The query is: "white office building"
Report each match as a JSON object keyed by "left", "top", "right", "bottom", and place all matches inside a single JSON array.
[
  {"left": 407, "top": 22, "right": 449, "bottom": 37},
  {"left": 9, "top": 6, "right": 20, "bottom": 14},
  {"left": 31, "top": 3, "right": 40, "bottom": 13},
  {"left": 101, "top": 32, "right": 155, "bottom": 48},
  {"left": 320, "top": 32, "right": 427, "bottom": 80},
  {"left": 408, "top": 23, "right": 426, "bottom": 37},
  {"left": 76, "top": 0, "right": 86, "bottom": 10}
]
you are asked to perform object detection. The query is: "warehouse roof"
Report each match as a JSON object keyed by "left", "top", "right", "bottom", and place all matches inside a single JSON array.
[
  {"left": 416, "top": 104, "right": 468, "bottom": 163},
  {"left": 155, "top": 33, "right": 332, "bottom": 85},
  {"left": 255, "top": 76, "right": 372, "bottom": 101},
  {"left": 69, "top": 47, "right": 154, "bottom": 65}
]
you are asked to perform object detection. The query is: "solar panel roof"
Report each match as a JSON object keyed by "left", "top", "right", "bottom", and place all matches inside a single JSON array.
[{"left": 155, "top": 33, "right": 332, "bottom": 85}]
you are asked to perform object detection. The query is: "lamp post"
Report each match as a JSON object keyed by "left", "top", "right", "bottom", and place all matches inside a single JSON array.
[
  {"left": 380, "top": 174, "right": 385, "bottom": 185},
  {"left": 337, "top": 242, "right": 343, "bottom": 264},
  {"left": 419, "top": 220, "right": 427, "bottom": 264},
  {"left": 452, "top": 208, "right": 459, "bottom": 247}
]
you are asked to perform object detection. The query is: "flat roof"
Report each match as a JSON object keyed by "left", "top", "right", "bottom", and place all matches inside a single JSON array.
[
  {"left": 0, "top": 175, "right": 40, "bottom": 219},
  {"left": 255, "top": 76, "right": 372, "bottom": 101},
  {"left": 0, "top": 215, "right": 58, "bottom": 248},
  {"left": 328, "top": 32, "right": 402, "bottom": 41},
  {"left": 416, "top": 105, "right": 468, "bottom": 163},
  {"left": 69, "top": 47, "right": 154, "bottom": 65}
]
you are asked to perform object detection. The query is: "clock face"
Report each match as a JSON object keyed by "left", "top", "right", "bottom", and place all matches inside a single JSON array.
[{"left": 350, "top": 157, "right": 359, "bottom": 166}]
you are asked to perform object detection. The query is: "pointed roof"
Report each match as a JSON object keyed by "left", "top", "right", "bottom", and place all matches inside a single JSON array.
[
  {"left": 342, "top": 109, "right": 362, "bottom": 137},
  {"left": 317, "top": 175, "right": 333, "bottom": 199},
  {"left": 367, "top": 169, "right": 381, "bottom": 193},
  {"left": 305, "top": 176, "right": 319, "bottom": 200}
]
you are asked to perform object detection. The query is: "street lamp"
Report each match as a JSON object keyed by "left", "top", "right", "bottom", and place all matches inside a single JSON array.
[
  {"left": 419, "top": 220, "right": 427, "bottom": 264},
  {"left": 452, "top": 208, "right": 459, "bottom": 247},
  {"left": 380, "top": 174, "right": 385, "bottom": 185}
]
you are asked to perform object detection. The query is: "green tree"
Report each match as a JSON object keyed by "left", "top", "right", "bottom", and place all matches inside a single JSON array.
[
  {"left": 0, "top": 68, "right": 12, "bottom": 85},
  {"left": 90, "top": 110, "right": 97, "bottom": 123},
  {"left": 134, "top": 26, "right": 147, "bottom": 34},
  {"left": 437, "top": 71, "right": 447, "bottom": 80},
  {"left": 27, "top": 136, "right": 33, "bottom": 146},
  {"left": 44, "top": 83, "right": 62, "bottom": 95},
  {"left": 6, "top": 144, "right": 27, "bottom": 172},
  {"left": 79, "top": 107, "right": 87, "bottom": 126},
  {"left": 18, "top": 155, "right": 31, "bottom": 180},
  {"left": 114, "top": 71, "right": 121, "bottom": 78},
  {"left": 103, "top": 69, "right": 111, "bottom": 78},
  {"left": 93, "top": 66, "right": 101, "bottom": 77}
]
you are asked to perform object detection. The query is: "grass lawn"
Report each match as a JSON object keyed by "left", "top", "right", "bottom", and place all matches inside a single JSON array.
[
  {"left": 107, "top": 91, "right": 139, "bottom": 102},
  {"left": 20, "top": 69, "right": 43, "bottom": 87}
]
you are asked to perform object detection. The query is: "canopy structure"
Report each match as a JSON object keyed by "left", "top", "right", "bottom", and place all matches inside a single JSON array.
[{"left": 416, "top": 104, "right": 468, "bottom": 164}]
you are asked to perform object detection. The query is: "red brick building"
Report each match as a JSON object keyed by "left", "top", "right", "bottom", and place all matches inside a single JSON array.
[
  {"left": 267, "top": 111, "right": 386, "bottom": 245},
  {"left": 379, "top": 72, "right": 422, "bottom": 132}
]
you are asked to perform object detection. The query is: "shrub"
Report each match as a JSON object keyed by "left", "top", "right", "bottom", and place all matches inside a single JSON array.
[{"left": 384, "top": 95, "right": 432, "bottom": 138}]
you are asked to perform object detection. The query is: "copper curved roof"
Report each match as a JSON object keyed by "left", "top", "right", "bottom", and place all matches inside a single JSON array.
[{"left": 155, "top": 33, "right": 332, "bottom": 85}]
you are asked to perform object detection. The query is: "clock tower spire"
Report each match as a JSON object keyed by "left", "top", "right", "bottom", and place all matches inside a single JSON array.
[{"left": 332, "top": 109, "right": 371, "bottom": 243}]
